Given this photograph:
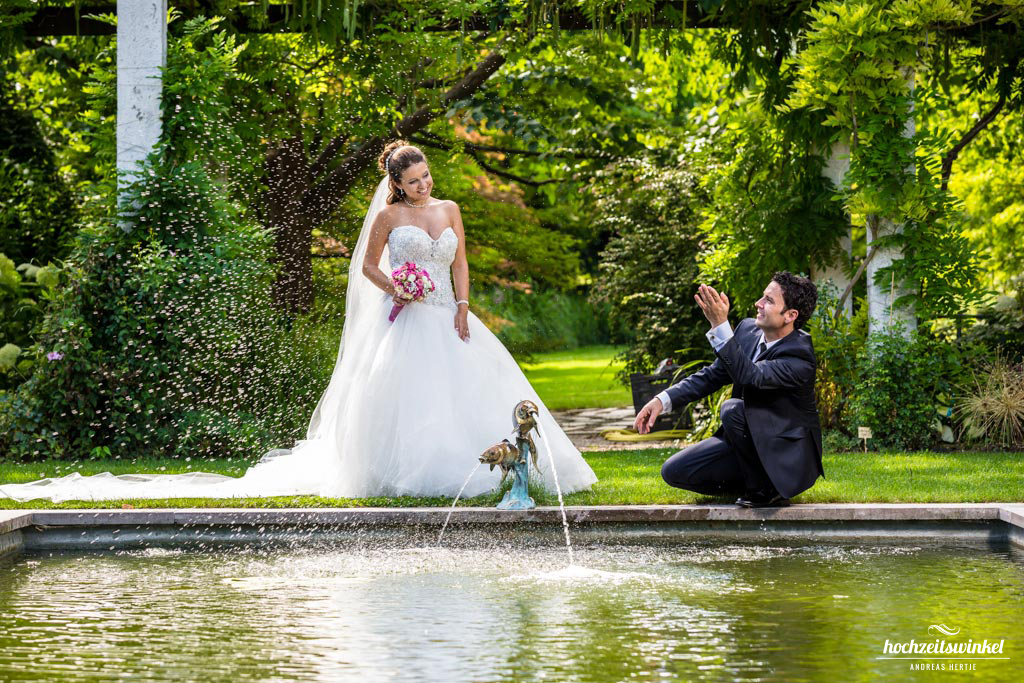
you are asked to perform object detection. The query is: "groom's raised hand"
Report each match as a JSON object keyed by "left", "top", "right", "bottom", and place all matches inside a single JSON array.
[{"left": 695, "top": 284, "right": 730, "bottom": 327}]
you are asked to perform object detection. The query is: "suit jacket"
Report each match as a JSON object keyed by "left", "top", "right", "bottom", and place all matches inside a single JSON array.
[{"left": 665, "top": 318, "right": 824, "bottom": 498}]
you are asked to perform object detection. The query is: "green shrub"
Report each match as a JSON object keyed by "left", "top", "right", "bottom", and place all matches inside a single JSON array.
[
  {"left": 805, "top": 284, "right": 869, "bottom": 432},
  {"left": 822, "top": 428, "right": 862, "bottom": 453},
  {"left": 0, "top": 17, "right": 321, "bottom": 461},
  {"left": 0, "top": 158, "right": 307, "bottom": 460},
  {"left": 960, "top": 277, "right": 1024, "bottom": 364},
  {"left": 0, "top": 79, "right": 77, "bottom": 385},
  {"left": 0, "top": 78, "right": 77, "bottom": 266},
  {"left": 0, "top": 254, "right": 62, "bottom": 389},
  {"left": 685, "top": 384, "right": 732, "bottom": 443},
  {"left": 851, "top": 325, "right": 955, "bottom": 450}
]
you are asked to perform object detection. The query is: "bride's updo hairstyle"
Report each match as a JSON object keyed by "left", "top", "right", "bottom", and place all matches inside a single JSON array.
[{"left": 378, "top": 140, "right": 427, "bottom": 205}]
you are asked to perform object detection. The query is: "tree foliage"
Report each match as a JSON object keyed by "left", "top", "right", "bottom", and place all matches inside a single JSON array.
[
  {"left": 1, "top": 18, "right": 307, "bottom": 461},
  {"left": 851, "top": 324, "right": 961, "bottom": 450},
  {"left": 946, "top": 90, "right": 1024, "bottom": 296},
  {"left": 698, "top": 101, "right": 847, "bottom": 309},
  {"left": 0, "top": 76, "right": 76, "bottom": 265},
  {"left": 783, "top": 0, "right": 1022, "bottom": 318},
  {"left": 1, "top": 1, "right": 1023, "bottom": 454},
  {"left": 590, "top": 156, "right": 711, "bottom": 376}
]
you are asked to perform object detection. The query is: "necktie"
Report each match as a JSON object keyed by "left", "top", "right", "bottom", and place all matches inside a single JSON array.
[{"left": 753, "top": 341, "right": 767, "bottom": 361}]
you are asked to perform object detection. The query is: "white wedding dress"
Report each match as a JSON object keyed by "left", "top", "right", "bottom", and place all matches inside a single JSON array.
[{"left": 0, "top": 179, "right": 597, "bottom": 503}]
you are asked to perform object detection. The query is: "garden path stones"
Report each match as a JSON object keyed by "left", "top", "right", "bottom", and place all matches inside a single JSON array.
[{"left": 552, "top": 407, "right": 684, "bottom": 451}]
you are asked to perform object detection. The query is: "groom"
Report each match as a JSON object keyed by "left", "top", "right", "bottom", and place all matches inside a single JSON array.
[{"left": 634, "top": 272, "right": 823, "bottom": 507}]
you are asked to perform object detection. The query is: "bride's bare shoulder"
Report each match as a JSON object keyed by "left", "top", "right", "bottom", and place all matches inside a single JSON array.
[
  {"left": 440, "top": 199, "right": 462, "bottom": 218},
  {"left": 378, "top": 202, "right": 400, "bottom": 218},
  {"left": 373, "top": 203, "right": 399, "bottom": 228}
]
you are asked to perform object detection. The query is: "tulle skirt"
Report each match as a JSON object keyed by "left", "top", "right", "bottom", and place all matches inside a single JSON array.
[{"left": 0, "top": 297, "right": 597, "bottom": 503}]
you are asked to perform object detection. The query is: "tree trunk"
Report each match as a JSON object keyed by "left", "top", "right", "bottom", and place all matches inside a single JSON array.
[{"left": 264, "top": 134, "right": 315, "bottom": 314}]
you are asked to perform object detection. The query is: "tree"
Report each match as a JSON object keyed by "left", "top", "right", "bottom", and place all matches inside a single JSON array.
[
  {"left": 0, "top": 76, "right": 77, "bottom": 265},
  {"left": 225, "top": 19, "right": 702, "bottom": 314},
  {"left": 784, "top": 0, "right": 1023, "bottom": 328},
  {"left": 590, "top": 156, "right": 711, "bottom": 376}
]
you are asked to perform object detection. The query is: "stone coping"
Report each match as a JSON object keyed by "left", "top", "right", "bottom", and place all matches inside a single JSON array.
[
  {"left": 2, "top": 503, "right": 1023, "bottom": 530},
  {"left": 3, "top": 504, "right": 1023, "bottom": 559}
]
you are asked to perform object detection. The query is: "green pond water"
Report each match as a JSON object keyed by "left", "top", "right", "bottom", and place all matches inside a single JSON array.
[{"left": 0, "top": 536, "right": 1021, "bottom": 682}]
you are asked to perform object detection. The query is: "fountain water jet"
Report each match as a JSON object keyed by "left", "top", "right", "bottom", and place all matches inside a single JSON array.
[
  {"left": 472, "top": 400, "right": 575, "bottom": 564},
  {"left": 437, "top": 462, "right": 482, "bottom": 546},
  {"left": 535, "top": 421, "right": 574, "bottom": 565}
]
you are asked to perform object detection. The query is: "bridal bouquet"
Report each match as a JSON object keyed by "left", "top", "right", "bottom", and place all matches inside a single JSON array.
[{"left": 389, "top": 261, "right": 436, "bottom": 322}]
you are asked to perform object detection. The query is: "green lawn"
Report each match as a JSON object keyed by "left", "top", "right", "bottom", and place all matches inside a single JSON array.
[
  {"left": 519, "top": 344, "right": 632, "bottom": 411},
  {"left": 2, "top": 450, "right": 1021, "bottom": 509}
]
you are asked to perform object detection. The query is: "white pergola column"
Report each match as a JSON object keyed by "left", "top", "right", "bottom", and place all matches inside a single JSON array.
[
  {"left": 116, "top": 0, "right": 167, "bottom": 206},
  {"left": 814, "top": 140, "right": 853, "bottom": 316},
  {"left": 866, "top": 217, "right": 916, "bottom": 333},
  {"left": 866, "top": 74, "right": 917, "bottom": 335}
]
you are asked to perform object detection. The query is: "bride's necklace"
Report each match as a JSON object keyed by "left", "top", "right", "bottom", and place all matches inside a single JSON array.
[{"left": 403, "top": 196, "right": 431, "bottom": 208}]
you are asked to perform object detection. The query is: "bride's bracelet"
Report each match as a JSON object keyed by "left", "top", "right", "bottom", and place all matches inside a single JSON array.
[{"left": 455, "top": 299, "right": 469, "bottom": 308}]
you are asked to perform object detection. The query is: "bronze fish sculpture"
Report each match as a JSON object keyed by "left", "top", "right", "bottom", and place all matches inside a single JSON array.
[
  {"left": 479, "top": 400, "right": 543, "bottom": 483},
  {"left": 478, "top": 439, "right": 521, "bottom": 483},
  {"left": 512, "top": 399, "right": 540, "bottom": 467},
  {"left": 514, "top": 399, "right": 539, "bottom": 430}
]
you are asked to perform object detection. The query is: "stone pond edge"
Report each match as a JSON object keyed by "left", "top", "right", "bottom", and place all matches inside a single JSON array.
[{"left": 2, "top": 503, "right": 1024, "bottom": 560}]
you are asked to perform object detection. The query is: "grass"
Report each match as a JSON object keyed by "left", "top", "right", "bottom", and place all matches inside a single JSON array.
[
  {"left": 519, "top": 344, "right": 632, "bottom": 411},
  {"left": 2, "top": 449, "right": 1021, "bottom": 509}
]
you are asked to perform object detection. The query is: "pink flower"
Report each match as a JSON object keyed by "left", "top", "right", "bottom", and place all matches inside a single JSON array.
[{"left": 389, "top": 262, "right": 436, "bottom": 322}]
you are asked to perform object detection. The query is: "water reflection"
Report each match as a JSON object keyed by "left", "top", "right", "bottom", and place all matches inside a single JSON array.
[{"left": 0, "top": 539, "right": 1021, "bottom": 682}]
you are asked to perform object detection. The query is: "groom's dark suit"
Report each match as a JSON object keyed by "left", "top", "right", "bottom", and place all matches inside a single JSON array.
[{"left": 661, "top": 318, "right": 823, "bottom": 499}]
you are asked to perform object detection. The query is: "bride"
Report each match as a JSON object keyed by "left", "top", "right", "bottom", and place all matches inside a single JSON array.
[{"left": 0, "top": 141, "right": 597, "bottom": 503}]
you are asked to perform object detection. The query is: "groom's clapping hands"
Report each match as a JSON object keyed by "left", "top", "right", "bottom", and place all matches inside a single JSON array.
[{"left": 695, "top": 284, "right": 730, "bottom": 327}]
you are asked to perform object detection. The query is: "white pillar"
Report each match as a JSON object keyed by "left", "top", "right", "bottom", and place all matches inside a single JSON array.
[
  {"left": 866, "top": 74, "right": 917, "bottom": 336},
  {"left": 866, "top": 216, "right": 916, "bottom": 333},
  {"left": 814, "top": 140, "right": 853, "bottom": 316},
  {"left": 116, "top": 0, "right": 166, "bottom": 204}
]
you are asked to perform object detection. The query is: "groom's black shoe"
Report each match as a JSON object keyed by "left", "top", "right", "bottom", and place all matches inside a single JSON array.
[{"left": 735, "top": 489, "right": 790, "bottom": 508}]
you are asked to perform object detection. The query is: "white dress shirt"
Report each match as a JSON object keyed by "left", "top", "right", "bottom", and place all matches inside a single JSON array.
[{"left": 655, "top": 321, "right": 782, "bottom": 413}]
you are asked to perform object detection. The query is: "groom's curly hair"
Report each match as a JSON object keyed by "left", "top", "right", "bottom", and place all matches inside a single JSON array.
[{"left": 772, "top": 272, "right": 818, "bottom": 329}]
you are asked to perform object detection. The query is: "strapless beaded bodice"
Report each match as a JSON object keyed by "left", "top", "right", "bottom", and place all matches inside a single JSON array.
[{"left": 388, "top": 225, "right": 457, "bottom": 307}]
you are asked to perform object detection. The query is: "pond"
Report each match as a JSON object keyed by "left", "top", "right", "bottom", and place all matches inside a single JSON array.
[{"left": 0, "top": 536, "right": 1020, "bottom": 682}]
